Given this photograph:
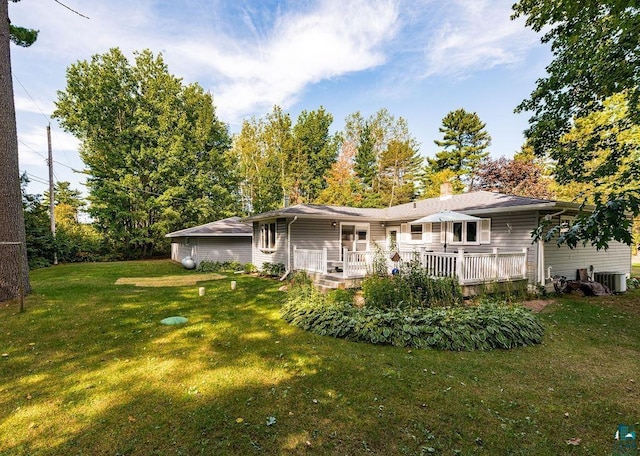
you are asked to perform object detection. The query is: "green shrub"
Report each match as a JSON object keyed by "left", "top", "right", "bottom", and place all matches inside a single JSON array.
[
  {"left": 261, "top": 262, "right": 286, "bottom": 277},
  {"left": 197, "top": 260, "right": 244, "bottom": 273},
  {"left": 244, "top": 263, "right": 256, "bottom": 273},
  {"left": 362, "top": 260, "right": 463, "bottom": 309},
  {"left": 282, "top": 285, "right": 544, "bottom": 351}
]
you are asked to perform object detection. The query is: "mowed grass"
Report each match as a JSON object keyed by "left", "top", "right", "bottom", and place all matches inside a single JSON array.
[{"left": 1, "top": 260, "right": 639, "bottom": 455}]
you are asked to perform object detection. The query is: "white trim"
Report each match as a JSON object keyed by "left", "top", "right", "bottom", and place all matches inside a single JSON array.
[{"left": 259, "top": 219, "right": 278, "bottom": 251}]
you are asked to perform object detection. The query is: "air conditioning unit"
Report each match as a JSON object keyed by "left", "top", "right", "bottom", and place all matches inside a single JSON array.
[{"left": 594, "top": 272, "right": 627, "bottom": 293}]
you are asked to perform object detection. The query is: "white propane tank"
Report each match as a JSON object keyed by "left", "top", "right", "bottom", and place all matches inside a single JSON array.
[{"left": 181, "top": 256, "right": 196, "bottom": 270}]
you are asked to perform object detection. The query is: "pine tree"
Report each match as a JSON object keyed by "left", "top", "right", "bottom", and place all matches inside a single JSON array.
[
  {"left": 427, "top": 108, "right": 491, "bottom": 190},
  {"left": 0, "top": 0, "right": 37, "bottom": 301}
]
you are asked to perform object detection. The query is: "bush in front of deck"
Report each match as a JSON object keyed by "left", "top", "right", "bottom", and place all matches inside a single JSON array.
[
  {"left": 281, "top": 284, "right": 544, "bottom": 351},
  {"left": 362, "top": 259, "right": 463, "bottom": 309}
]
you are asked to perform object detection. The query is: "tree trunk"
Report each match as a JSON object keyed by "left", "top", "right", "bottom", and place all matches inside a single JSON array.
[{"left": 0, "top": 1, "right": 31, "bottom": 302}]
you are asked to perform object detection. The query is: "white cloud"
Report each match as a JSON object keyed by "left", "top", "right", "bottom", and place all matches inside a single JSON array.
[
  {"left": 421, "top": 0, "right": 540, "bottom": 78},
  {"left": 14, "top": 95, "right": 54, "bottom": 116},
  {"left": 187, "top": 0, "right": 401, "bottom": 122}
]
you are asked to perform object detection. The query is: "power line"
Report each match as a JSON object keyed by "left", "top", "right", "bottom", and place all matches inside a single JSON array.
[
  {"left": 11, "top": 74, "right": 50, "bottom": 124},
  {"left": 17, "top": 138, "right": 47, "bottom": 161},
  {"left": 53, "top": 0, "right": 91, "bottom": 19}
]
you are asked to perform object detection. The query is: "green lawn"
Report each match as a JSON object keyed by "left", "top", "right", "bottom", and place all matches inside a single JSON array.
[{"left": 1, "top": 260, "right": 639, "bottom": 455}]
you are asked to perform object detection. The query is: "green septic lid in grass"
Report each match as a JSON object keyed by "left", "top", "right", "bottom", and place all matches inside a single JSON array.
[{"left": 161, "top": 316, "right": 188, "bottom": 325}]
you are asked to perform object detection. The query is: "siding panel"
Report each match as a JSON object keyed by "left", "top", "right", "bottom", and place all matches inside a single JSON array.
[{"left": 544, "top": 240, "right": 631, "bottom": 279}]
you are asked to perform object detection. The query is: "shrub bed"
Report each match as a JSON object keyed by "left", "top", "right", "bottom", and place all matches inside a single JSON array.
[{"left": 281, "top": 287, "right": 544, "bottom": 351}]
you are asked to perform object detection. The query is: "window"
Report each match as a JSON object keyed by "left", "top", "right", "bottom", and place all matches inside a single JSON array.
[
  {"left": 410, "top": 224, "right": 423, "bottom": 241},
  {"left": 560, "top": 216, "right": 574, "bottom": 233},
  {"left": 467, "top": 221, "right": 478, "bottom": 242},
  {"left": 260, "top": 221, "right": 277, "bottom": 250},
  {"left": 452, "top": 222, "right": 463, "bottom": 242},
  {"left": 446, "top": 220, "right": 488, "bottom": 245}
]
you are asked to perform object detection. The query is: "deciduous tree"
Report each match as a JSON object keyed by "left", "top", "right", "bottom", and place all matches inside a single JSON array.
[
  {"left": 513, "top": 0, "right": 640, "bottom": 248},
  {"left": 470, "top": 147, "right": 553, "bottom": 199},
  {"left": 53, "top": 48, "right": 238, "bottom": 258}
]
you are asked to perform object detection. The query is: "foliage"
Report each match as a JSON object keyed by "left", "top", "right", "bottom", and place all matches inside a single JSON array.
[
  {"left": 513, "top": 1, "right": 640, "bottom": 248},
  {"left": 53, "top": 48, "right": 238, "bottom": 259},
  {"left": 196, "top": 260, "right": 244, "bottom": 273},
  {"left": 233, "top": 105, "right": 338, "bottom": 213},
  {"left": 21, "top": 175, "right": 55, "bottom": 269},
  {"left": 7, "top": 1, "right": 38, "bottom": 47},
  {"left": 470, "top": 146, "right": 553, "bottom": 199},
  {"left": 420, "top": 168, "right": 464, "bottom": 198},
  {"left": 261, "top": 262, "right": 285, "bottom": 277},
  {"left": 532, "top": 92, "right": 640, "bottom": 248},
  {"left": 362, "top": 259, "right": 463, "bottom": 309},
  {"left": 282, "top": 287, "right": 544, "bottom": 351},
  {"left": 319, "top": 109, "right": 420, "bottom": 207},
  {"left": 314, "top": 139, "right": 364, "bottom": 206},
  {"left": 627, "top": 277, "right": 639, "bottom": 290},
  {"left": 427, "top": 108, "right": 491, "bottom": 190}
]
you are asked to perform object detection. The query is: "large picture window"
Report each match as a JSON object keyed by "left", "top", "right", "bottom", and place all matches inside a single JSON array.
[{"left": 260, "top": 221, "right": 277, "bottom": 250}]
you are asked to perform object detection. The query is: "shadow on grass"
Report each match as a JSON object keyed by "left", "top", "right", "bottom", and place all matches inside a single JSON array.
[{"left": 1, "top": 261, "right": 639, "bottom": 454}]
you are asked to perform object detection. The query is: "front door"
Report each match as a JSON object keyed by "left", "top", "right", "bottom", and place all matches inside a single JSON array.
[
  {"left": 386, "top": 226, "right": 400, "bottom": 250},
  {"left": 341, "top": 224, "right": 370, "bottom": 259}
]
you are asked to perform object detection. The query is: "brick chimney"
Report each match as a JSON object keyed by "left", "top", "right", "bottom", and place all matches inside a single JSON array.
[{"left": 440, "top": 182, "right": 453, "bottom": 200}]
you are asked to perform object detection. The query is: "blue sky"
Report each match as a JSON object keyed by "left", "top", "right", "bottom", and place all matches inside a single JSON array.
[{"left": 9, "top": 0, "right": 551, "bottom": 197}]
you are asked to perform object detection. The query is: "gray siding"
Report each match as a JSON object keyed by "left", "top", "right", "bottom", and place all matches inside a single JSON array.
[
  {"left": 290, "top": 218, "right": 341, "bottom": 262},
  {"left": 171, "top": 239, "right": 197, "bottom": 263},
  {"left": 544, "top": 240, "right": 631, "bottom": 280},
  {"left": 252, "top": 219, "right": 287, "bottom": 269},
  {"left": 171, "top": 236, "right": 251, "bottom": 266},
  {"left": 195, "top": 237, "right": 252, "bottom": 265}
]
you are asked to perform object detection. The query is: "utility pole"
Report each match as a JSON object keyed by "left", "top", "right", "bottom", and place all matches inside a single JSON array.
[{"left": 47, "top": 124, "right": 57, "bottom": 265}]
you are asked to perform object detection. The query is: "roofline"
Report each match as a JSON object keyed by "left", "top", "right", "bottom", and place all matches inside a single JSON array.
[{"left": 165, "top": 232, "right": 252, "bottom": 238}]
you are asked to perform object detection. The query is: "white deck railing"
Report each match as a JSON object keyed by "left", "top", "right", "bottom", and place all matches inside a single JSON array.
[
  {"left": 293, "top": 246, "right": 327, "bottom": 274},
  {"left": 292, "top": 246, "right": 528, "bottom": 284}
]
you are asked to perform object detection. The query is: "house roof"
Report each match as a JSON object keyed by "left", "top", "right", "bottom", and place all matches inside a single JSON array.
[
  {"left": 242, "top": 204, "right": 387, "bottom": 222},
  {"left": 165, "top": 216, "right": 252, "bottom": 238},
  {"left": 243, "top": 191, "right": 578, "bottom": 223}
]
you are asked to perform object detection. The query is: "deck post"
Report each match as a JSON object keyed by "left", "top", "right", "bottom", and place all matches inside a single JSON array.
[
  {"left": 493, "top": 247, "right": 499, "bottom": 280},
  {"left": 293, "top": 245, "right": 297, "bottom": 271},
  {"left": 521, "top": 247, "right": 528, "bottom": 279},
  {"left": 322, "top": 247, "right": 328, "bottom": 274},
  {"left": 456, "top": 249, "right": 464, "bottom": 284},
  {"left": 343, "top": 248, "right": 348, "bottom": 278}
]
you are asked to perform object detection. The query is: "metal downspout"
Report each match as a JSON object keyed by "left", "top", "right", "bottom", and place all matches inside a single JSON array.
[{"left": 282, "top": 216, "right": 298, "bottom": 280}]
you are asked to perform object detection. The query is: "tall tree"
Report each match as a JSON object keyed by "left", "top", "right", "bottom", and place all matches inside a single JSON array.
[
  {"left": 233, "top": 105, "right": 338, "bottom": 212},
  {"left": 427, "top": 108, "right": 491, "bottom": 190},
  {"left": 0, "top": 0, "right": 37, "bottom": 301},
  {"left": 536, "top": 92, "right": 640, "bottom": 248},
  {"left": 342, "top": 109, "right": 420, "bottom": 206},
  {"left": 378, "top": 139, "right": 422, "bottom": 206},
  {"left": 53, "top": 48, "right": 238, "bottom": 258},
  {"left": 315, "top": 140, "right": 363, "bottom": 207},
  {"left": 513, "top": 0, "right": 640, "bottom": 248},
  {"left": 292, "top": 107, "right": 338, "bottom": 203},
  {"left": 470, "top": 145, "right": 553, "bottom": 199}
]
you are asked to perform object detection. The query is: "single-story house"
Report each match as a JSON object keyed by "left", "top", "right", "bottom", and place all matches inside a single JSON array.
[
  {"left": 243, "top": 187, "right": 632, "bottom": 292},
  {"left": 166, "top": 216, "right": 252, "bottom": 267}
]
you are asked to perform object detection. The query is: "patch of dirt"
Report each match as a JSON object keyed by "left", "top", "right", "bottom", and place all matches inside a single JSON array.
[
  {"left": 522, "top": 299, "right": 555, "bottom": 313},
  {"left": 115, "top": 273, "right": 224, "bottom": 287}
]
